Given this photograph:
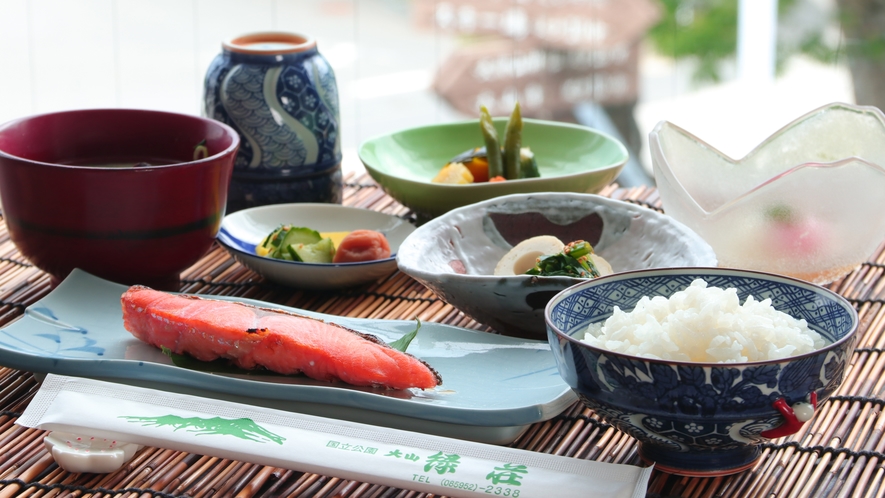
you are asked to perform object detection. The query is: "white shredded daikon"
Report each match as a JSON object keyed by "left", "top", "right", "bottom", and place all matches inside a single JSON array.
[{"left": 581, "top": 279, "right": 826, "bottom": 363}]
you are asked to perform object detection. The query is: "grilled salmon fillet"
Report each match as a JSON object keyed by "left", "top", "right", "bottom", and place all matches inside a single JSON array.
[{"left": 121, "top": 286, "right": 442, "bottom": 390}]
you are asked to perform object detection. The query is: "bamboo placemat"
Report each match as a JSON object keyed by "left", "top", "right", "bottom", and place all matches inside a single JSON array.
[{"left": 0, "top": 172, "right": 883, "bottom": 497}]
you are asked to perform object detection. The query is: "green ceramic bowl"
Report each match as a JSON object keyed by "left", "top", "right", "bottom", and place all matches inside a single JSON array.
[{"left": 358, "top": 118, "right": 628, "bottom": 220}]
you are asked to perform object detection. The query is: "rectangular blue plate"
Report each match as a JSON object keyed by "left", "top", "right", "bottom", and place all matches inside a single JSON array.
[{"left": 0, "top": 270, "right": 576, "bottom": 444}]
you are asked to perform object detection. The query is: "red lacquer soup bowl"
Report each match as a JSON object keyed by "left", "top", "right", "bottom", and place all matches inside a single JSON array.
[{"left": 0, "top": 109, "right": 239, "bottom": 289}]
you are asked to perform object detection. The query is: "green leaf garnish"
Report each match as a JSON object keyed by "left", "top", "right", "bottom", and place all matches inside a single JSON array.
[
  {"left": 388, "top": 319, "right": 421, "bottom": 353},
  {"left": 525, "top": 241, "right": 601, "bottom": 278},
  {"left": 525, "top": 253, "right": 595, "bottom": 278},
  {"left": 160, "top": 345, "right": 279, "bottom": 376}
]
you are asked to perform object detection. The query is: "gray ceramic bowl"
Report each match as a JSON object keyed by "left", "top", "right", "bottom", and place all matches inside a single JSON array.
[{"left": 396, "top": 193, "right": 718, "bottom": 338}]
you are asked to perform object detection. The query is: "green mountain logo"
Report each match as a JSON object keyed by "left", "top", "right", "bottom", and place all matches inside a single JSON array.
[{"left": 120, "top": 415, "right": 285, "bottom": 445}]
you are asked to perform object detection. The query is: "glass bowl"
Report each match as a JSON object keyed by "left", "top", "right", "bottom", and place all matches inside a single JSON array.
[{"left": 649, "top": 102, "right": 885, "bottom": 284}]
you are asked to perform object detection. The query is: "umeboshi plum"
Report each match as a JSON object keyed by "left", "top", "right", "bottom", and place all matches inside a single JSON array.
[{"left": 332, "top": 230, "right": 391, "bottom": 263}]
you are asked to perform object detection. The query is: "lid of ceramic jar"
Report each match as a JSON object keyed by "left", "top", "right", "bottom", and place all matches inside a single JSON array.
[{"left": 223, "top": 32, "right": 317, "bottom": 55}]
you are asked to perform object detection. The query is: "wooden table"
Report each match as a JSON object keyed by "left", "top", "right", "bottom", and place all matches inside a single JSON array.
[{"left": 0, "top": 173, "right": 883, "bottom": 497}]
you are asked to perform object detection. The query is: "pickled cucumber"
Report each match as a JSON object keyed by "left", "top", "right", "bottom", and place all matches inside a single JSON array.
[
  {"left": 258, "top": 225, "right": 324, "bottom": 260},
  {"left": 289, "top": 238, "right": 335, "bottom": 263}
]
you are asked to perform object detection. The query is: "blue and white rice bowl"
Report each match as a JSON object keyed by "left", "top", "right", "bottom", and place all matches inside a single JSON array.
[{"left": 545, "top": 267, "right": 858, "bottom": 476}]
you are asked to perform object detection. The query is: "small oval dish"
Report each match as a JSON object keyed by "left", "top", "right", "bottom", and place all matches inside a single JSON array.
[
  {"left": 217, "top": 204, "right": 415, "bottom": 290},
  {"left": 396, "top": 193, "right": 717, "bottom": 338}
]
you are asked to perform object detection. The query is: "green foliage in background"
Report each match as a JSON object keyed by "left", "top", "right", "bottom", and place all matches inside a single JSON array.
[
  {"left": 647, "top": 0, "right": 838, "bottom": 82},
  {"left": 648, "top": 0, "right": 740, "bottom": 82}
]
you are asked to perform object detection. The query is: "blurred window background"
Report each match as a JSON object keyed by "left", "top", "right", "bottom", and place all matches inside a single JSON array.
[{"left": 0, "top": 0, "right": 870, "bottom": 185}]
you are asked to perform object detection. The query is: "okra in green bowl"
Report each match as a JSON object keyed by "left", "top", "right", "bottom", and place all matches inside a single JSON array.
[{"left": 358, "top": 117, "right": 629, "bottom": 221}]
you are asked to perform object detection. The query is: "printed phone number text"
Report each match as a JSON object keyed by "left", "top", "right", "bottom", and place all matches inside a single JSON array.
[{"left": 440, "top": 480, "right": 521, "bottom": 496}]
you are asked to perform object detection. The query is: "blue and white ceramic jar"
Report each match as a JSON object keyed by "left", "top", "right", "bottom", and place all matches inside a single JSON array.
[{"left": 203, "top": 32, "right": 342, "bottom": 212}]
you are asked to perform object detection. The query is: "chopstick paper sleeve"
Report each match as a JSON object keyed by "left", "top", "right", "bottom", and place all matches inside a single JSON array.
[{"left": 19, "top": 374, "right": 652, "bottom": 498}]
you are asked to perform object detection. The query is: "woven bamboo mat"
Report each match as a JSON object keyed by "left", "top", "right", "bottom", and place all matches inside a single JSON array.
[{"left": 0, "top": 172, "right": 883, "bottom": 497}]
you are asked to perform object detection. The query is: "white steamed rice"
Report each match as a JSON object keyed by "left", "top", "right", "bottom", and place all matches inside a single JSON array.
[{"left": 582, "top": 278, "right": 826, "bottom": 363}]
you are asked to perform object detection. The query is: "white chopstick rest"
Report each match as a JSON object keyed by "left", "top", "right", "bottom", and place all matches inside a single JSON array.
[
  {"left": 20, "top": 374, "right": 652, "bottom": 497},
  {"left": 43, "top": 431, "right": 142, "bottom": 473}
]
